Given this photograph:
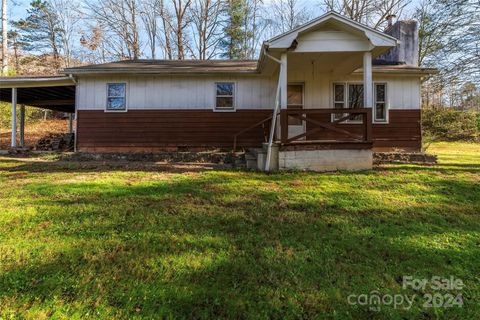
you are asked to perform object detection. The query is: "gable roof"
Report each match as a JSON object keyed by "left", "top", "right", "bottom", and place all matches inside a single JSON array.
[{"left": 265, "top": 11, "right": 399, "bottom": 50}]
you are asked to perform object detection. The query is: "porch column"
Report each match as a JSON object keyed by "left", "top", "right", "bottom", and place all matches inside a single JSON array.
[
  {"left": 19, "top": 104, "right": 25, "bottom": 147},
  {"left": 363, "top": 51, "right": 373, "bottom": 108},
  {"left": 363, "top": 52, "right": 374, "bottom": 142},
  {"left": 280, "top": 53, "right": 288, "bottom": 109},
  {"left": 279, "top": 53, "right": 288, "bottom": 143},
  {"left": 11, "top": 88, "right": 17, "bottom": 148}
]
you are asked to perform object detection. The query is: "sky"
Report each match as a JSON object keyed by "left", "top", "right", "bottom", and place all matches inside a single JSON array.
[{"left": 8, "top": 0, "right": 423, "bottom": 23}]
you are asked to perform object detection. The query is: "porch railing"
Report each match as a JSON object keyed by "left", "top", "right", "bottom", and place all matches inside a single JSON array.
[
  {"left": 233, "top": 115, "right": 272, "bottom": 151},
  {"left": 280, "top": 108, "right": 372, "bottom": 145}
]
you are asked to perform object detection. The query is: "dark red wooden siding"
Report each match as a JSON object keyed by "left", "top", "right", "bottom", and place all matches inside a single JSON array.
[
  {"left": 77, "top": 109, "right": 421, "bottom": 152},
  {"left": 77, "top": 110, "right": 271, "bottom": 152}
]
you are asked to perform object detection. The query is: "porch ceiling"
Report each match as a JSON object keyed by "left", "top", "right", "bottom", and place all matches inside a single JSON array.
[
  {"left": 0, "top": 76, "right": 76, "bottom": 113},
  {"left": 288, "top": 52, "right": 365, "bottom": 75}
]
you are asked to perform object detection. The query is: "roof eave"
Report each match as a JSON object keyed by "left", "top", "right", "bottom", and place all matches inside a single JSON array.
[
  {"left": 63, "top": 69, "right": 261, "bottom": 76},
  {"left": 353, "top": 67, "right": 439, "bottom": 76},
  {"left": 0, "top": 76, "right": 75, "bottom": 88}
]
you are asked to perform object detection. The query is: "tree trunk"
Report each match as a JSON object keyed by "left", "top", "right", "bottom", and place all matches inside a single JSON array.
[{"left": 1, "top": 0, "right": 7, "bottom": 75}]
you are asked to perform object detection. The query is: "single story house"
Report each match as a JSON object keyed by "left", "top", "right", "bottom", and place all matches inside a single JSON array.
[{"left": 0, "top": 12, "right": 436, "bottom": 171}]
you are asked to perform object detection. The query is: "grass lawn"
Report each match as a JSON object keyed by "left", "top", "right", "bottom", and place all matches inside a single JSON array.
[{"left": 0, "top": 142, "right": 479, "bottom": 319}]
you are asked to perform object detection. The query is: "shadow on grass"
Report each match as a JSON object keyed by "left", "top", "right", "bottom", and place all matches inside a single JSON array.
[{"left": 1, "top": 169, "right": 479, "bottom": 319}]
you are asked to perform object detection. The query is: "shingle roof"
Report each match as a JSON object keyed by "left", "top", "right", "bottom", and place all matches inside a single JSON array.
[{"left": 64, "top": 59, "right": 259, "bottom": 75}]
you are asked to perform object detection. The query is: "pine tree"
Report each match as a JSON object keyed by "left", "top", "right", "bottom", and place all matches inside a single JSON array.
[
  {"left": 221, "top": 0, "right": 247, "bottom": 59},
  {"left": 13, "top": 0, "right": 63, "bottom": 64}
]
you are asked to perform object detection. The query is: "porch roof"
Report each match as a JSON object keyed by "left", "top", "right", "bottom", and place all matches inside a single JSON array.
[
  {"left": 264, "top": 11, "right": 398, "bottom": 52},
  {"left": 0, "top": 76, "right": 76, "bottom": 113}
]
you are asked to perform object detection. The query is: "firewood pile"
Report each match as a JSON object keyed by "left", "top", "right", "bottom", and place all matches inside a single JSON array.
[{"left": 35, "top": 133, "right": 74, "bottom": 151}]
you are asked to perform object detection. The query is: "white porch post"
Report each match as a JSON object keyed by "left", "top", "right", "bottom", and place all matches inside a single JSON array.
[
  {"left": 19, "top": 104, "right": 25, "bottom": 147},
  {"left": 363, "top": 51, "right": 373, "bottom": 109},
  {"left": 280, "top": 53, "right": 288, "bottom": 109},
  {"left": 11, "top": 88, "right": 17, "bottom": 148}
]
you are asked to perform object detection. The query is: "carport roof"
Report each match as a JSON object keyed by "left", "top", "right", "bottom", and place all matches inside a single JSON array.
[{"left": 0, "top": 76, "right": 76, "bottom": 113}]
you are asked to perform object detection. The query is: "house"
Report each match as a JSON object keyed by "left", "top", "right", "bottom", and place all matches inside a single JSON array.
[{"left": 0, "top": 12, "right": 436, "bottom": 171}]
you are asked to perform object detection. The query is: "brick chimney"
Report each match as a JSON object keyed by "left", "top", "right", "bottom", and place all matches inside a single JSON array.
[{"left": 376, "top": 20, "right": 419, "bottom": 66}]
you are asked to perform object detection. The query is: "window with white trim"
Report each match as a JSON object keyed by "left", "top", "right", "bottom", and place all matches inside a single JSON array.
[
  {"left": 215, "top": 82, "right": 235, "bottom": 110},
  {"left": 375, "top": 83, "right": 387, "bottom": 122},
  {"left": 333, "top": 82, "right": 388, "bottom": 123},
  {"left": 107, "top": 83, "right": 126, "bottom": 111}
]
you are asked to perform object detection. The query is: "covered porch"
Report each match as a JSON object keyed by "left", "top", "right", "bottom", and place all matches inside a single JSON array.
[
  {"left": 0, "top": 76, "right": 76, "bottom": 150},
  {"left": 254, "top": 12, "right": 399, "bottom": 171}
]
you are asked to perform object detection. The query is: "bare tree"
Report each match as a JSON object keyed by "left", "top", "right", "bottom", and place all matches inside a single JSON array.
[
  {"left": 140, "top": 0, "right": 161, "bottom": 59},
  {"left": 171, "top": 0, "right": 192, "bottom": 59},
  {"left": 322, "top": 0, "right": 409, "bottom": 29},
  {"left": 87, "top": 0, "right": 142, "bottom": 60},
  {"left": 159, "top": 0, "right": 174, "bottom": 59},
  {"left": 1, "top": 0, "right": 7, "bottom": 74},
  {"left": 189, "top": 0, "right": 223, "bottom": 59},
  {"left": 270, "top": 0, "right": 311, "bottom": 33},
  {"left": 51, "top": 0, "right": 81, "bottom": 67}
]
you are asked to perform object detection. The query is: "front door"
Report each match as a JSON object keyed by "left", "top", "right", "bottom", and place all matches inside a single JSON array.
[{"left": 287, "top": 84, "right": 305, "bottom": 139}]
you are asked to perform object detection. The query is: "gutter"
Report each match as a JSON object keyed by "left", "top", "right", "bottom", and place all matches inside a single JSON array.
[{"left": 264, "top": 47, "right": 283, "bottom": 172}]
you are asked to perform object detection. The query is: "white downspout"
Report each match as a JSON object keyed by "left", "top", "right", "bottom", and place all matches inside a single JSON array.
[{"left": 264, "top": 52, "right": 284, "bottom": 172}]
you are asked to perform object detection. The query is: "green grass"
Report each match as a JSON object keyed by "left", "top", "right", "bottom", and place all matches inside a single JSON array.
[{"left": 0, "top": 142, "right": 479, "bottom": 319}]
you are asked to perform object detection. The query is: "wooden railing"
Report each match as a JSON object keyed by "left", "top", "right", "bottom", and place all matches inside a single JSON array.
[
  {"left": 280, "top": 108, "right": 372, "bottom": 145},
  {"left": 233, "top": 115, "right": 272, "bottom": 151}
]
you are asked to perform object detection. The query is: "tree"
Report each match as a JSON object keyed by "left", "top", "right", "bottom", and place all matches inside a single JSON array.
[
  {"left": 1, "top": 0, "right": 7, "bottom": 75},
  {"left": 189, "top": 0, "right": 223, "bottom": 59},
  {"left": 87, "top": 0, "right": 142, "bottom": 60},
  {"left": 13, "top": 0, "right": 64, "bottom": 68},
  {"left": 414, "top": 0, "right": 478, "bottom": 108},
  {"left": 158, "top": 0, "right": 174, "bottom": 59},
  {"left": 270, "top": 0, "right": 311, "bottom": 33},
  {"left": 171, "top": 0, "right": 192, "bottom": 60},
  {"left": 322, "top": 0, "right": 409, "bottom": 29},
  {"left": 140, "top": 0, "right": 161, "bottom": 59},
  {"left": 221, "top": 0, "right": 249, "bottom": 59},
  {"left": 7, "top": 30, "right": 28, "bottom": 72},
  {"left": 50, "top": 0, "right": 81, "bottom": 67}
]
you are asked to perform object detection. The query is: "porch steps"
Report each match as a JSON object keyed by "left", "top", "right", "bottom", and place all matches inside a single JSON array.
[{"left": 245, "top": 148, "right": 264, "bottom": 170}]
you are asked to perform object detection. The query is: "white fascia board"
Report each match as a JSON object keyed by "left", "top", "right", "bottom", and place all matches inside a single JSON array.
[
  {"left": 266, "top": 12, "right": 398, "bottom": 50},
  {"left": 0, "top": 77, "right": 75, "bottom": 88}
]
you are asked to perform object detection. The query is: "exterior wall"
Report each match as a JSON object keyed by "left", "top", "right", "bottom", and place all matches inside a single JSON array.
[
  {"left": 76, "top": 72, "right": 421, "bottom": 111},
  {"left": 287, "top": 62, "right": 422, "bottom": 110},
  {"left": 76, "top": 75, "right": 276, "bottom": 111},
  {"left": 75, "top": 70, "right": 422, "bottom": 152},
  {"left": 76, "top": 109, "right": 271, "bottom": 152}
]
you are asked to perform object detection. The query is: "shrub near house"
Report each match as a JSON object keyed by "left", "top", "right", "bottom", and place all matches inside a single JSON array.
[{"left": 422, "top": 108, "right": 479, "bottom": 141}]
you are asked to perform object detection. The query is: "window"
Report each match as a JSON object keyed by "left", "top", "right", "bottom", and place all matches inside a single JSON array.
[
  {"left": 375, "top": 84, "right": 387, "bottom": 122},
  {"left": 287, "top": 84, "right": 304, "bottom": 125},
  {"left": 215, "top": 82, "right": 235, "bottom": 110},
  {"left": 107, "top": 83, "right": 126, "bottom": 111},
  {"left": 333, "top": 82, "right": 388, "bottom": 123}
]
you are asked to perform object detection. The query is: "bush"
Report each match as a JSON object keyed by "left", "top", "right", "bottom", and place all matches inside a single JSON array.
[
  {"left": 422, "top": 107, "right": 479, "bottom": 142},
  {"left": 0, "top": 102, "right": 53, "bottom": 130}
]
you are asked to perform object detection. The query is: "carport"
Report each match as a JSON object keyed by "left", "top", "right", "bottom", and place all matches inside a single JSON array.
[{"left": 0, "top": 76, "right": 76, "bottom": 149}]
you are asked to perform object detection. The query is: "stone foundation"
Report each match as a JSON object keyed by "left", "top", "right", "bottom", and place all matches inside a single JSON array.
[
  {"left": 373, "top": 152, "right": 437, "bottom": 164},
  {"left": 279, "top": 149, "right": 373, "bottom": 172}
]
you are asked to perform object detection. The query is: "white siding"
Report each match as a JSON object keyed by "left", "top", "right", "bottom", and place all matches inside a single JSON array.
[
  {"left": 287, "top": 60, "right": 422, "bottom": 110},
  {"left": 76, "top": 71, "right": 421, "bottom": 111},
  {"left": 295, "top": 31, "right": 372, "bottom": 52},
  {"left": 76, "top": 75, "right": 276, "bottom": 110}
]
